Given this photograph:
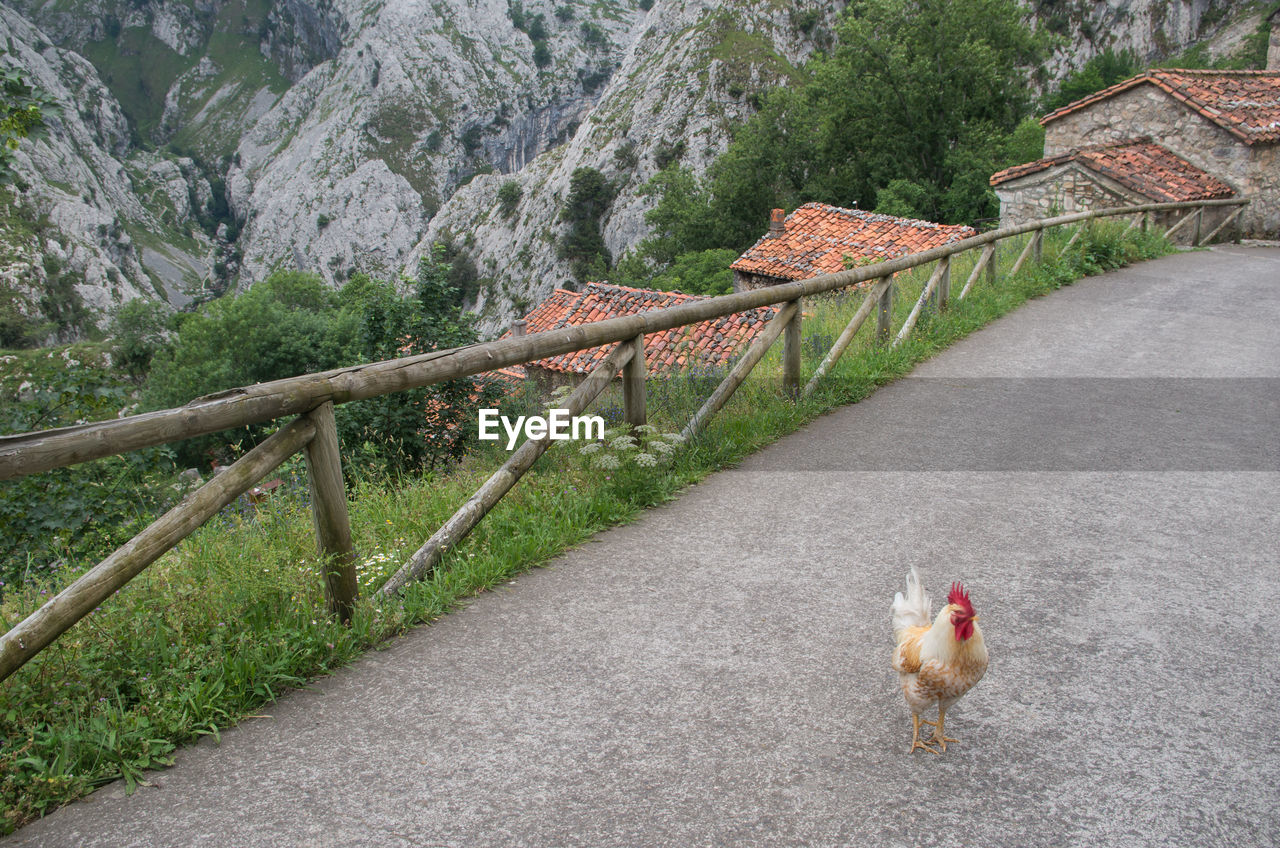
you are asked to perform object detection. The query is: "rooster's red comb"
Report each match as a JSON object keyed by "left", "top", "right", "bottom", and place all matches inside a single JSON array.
[{"left": 948, "top": 582, "right": 974, "bottom": 615}]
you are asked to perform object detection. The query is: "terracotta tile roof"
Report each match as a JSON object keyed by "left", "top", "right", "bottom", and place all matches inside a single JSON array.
[
  {"left": 1040, "top": 69, "right": 1280, "bottom": 145},
  {"left": 501, "top": 282, "right": 778, "bottom": 377},
  {"left": 730, "top": 203, "right": 977, "bottom": 282},
  {"left": 989, "top": 138, "right": 1236, "bottom": 202}
]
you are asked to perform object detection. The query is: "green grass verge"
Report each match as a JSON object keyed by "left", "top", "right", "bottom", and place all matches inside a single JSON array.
[{"left": 0, "top": 220, "right": 1173, "bottom": 833}]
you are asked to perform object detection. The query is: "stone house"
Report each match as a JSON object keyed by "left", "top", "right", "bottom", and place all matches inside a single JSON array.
[
  {"left": 989, "top": 138, "right": 1237, "bottom": 241},
  {"left": 500, "top": 282, "right": 778, "bottom": 391},
  {"left": 992, "top": 69, "right": 1280, "bottom": 238},
  {"left": 730, "top": 203, "right": 976, "bottom": 292}
]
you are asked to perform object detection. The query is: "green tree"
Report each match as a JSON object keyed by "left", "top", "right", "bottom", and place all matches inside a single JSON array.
[
  {"left": 335, "top": 247, "right": 502, "bottom": 476},
  {"left": 109, "top": 299, "right": 170, "bottom": 382},
  {"left": 1042, "top": 49, "right": 1139, "bottom": 113},
  {"left": 142, "top": 271, "right": 349, "bottom": 464},
  {"left": 616, "top": 248, "right": 739, "bottom": 296},
  {"left": 558, "top": 167, "right": 615, "bottom": 283},
  {"left": 640, "top": 0, "right": 1044, "bottom": 259},
  {"left": 497, "top": 179, "right": 522, "bottom": 218}
]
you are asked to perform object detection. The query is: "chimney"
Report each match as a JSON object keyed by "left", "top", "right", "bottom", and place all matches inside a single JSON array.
[
  {"left": 768, "top": 208, "right": 786, "bottom": 237},
  {"left": 511, "top": 319, "right": 527, "bottom": 337}
]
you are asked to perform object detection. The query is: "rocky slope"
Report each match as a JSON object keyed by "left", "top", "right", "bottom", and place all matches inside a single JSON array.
[
  {"left": 0, "top": 0, "right": 1269, "bottom": 342},
  {"left": 0, "top": 4, "right": 215, "bottom": 339},
  {"left": 416, "top": 0, "right": 841, "bottom": 335}
]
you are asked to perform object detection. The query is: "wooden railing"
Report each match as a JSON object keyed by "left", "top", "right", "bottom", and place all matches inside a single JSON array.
[{"left": 0, "top": 198, "right": 1246, "bottom": 682}]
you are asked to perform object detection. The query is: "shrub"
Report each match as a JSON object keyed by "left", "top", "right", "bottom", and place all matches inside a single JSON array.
[{"left": 497, "top": 180, "right": 522, "bottom": 218}]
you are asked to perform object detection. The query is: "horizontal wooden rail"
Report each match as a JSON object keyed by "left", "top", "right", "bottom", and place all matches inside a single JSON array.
[{"left": 0, "top": 199, "right": 1247, "bottom": 482}]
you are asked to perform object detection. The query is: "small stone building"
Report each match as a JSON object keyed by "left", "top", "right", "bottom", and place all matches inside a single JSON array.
[
  {"left": 994, "top": 69, "right": 1280, "bottom": 238},
  {"left": 500, "top": 282, "right": 778, "bottom": 391},
  {"left": 730, "top": 203, "right": 976, "bottom": 292},
  {"left": 989, "top": 138, "right": 1237, "bottom": 242}
]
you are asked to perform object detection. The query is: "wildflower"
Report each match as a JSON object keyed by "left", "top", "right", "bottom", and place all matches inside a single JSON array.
[
  {"left": 609, "top": 435, "right": 637, "bottom": 450},
  {"left": 579, "top": 442, "right": 602, "bottom": 455},
  {"left": 661, "top": 433, "right": 686, "bottom": 444},
  {"left": 635, "top": 424, "right": 657, "bottom": 434},
  {"left": 593, "top": 454, "right": 621, "bottom": 470},
  {"left": 635, "top": 453, "right": 658, "bottom": 467},
  {"left": 650, "top": 441, "right": 674, "bottom": 455}
]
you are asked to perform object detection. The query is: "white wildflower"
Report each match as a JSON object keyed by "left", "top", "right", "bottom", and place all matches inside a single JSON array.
[
  {"left": 593, "top": 454, "right": 621, "bottom": 470},
  {"left": 578, "top": 442, "right": 603, "bottom": 455},
  {"left": 650, "top": 441, "right": 675, "bottom": 455},
  {"left": 635, "top": 424, "right": 658, "bottom": 434},
  {"left": 661, "top": 432, "right": 686, "bottom": 444},
  {"left": 635, "top": 452, "right": 658, "bottom": 467},
  {"left": 609, "top": 435, "right": 637, "bottom": 450}
]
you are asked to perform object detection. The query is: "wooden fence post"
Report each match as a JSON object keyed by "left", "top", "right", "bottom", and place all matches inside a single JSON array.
[
  {"left": 1192, "top": 206, "right": 1204, "bottom": 247},
  {"left": 1032, "top": 228, "right": 1043, "bottom": 264},
  {"left": 803, "top": 277, "right": 892, "bottom": 398},
  {"left": 783, "top": 298, "right": 803, "bottom": 397},
  {"left": 304, "top": 402, "right": 357, "bottom": 624},
  {"left": 934, "top": 256, "right": 951, "bottom": 311},
  {"left": 875, "top": 276, "right": 894, "bottom": 343},
  {"left": 986, "top": 241, "right": 998, "bottom": 285},
  {"left": 622, "top": 333, "right": 646, "bottom": 428},
  {"left": 682, "top": 300, "right": 799, "bottom": 440},
  {"left": 959, "top": 243, "right": 995, "bottom": 300}
]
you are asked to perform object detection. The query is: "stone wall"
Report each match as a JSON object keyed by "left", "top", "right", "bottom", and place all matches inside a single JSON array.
[
  {"left": 1043, "top": 84, "right": 1277, "bottom": 236},
  {"left": 732, "top": 270, "right": 789, "bottom": 293},
  {"left": 994, "top": 162, "right": 1236, "bottom": 244}
]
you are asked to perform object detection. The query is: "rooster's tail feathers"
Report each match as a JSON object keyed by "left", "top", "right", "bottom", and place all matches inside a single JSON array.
[{"left": 891, "top": 567, "right": 932, "bottom": 637}]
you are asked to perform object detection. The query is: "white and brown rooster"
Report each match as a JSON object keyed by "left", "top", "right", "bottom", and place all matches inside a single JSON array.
[{"left": 891, "top": 568, "right": 988, "bottom": 754}]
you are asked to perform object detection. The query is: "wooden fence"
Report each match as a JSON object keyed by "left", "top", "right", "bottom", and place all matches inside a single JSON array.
[{"left": 0, "top": 197, "right": 1246, "bottom": 683}]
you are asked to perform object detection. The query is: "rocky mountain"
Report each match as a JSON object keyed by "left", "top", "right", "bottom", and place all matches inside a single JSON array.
[{"left": 0, "top": 0, "right": 1269, "bottom": 343}]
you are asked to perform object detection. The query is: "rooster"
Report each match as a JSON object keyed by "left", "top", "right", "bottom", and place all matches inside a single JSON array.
[{"left": 891, "top": 568, "right": 988, "bottom": 754}]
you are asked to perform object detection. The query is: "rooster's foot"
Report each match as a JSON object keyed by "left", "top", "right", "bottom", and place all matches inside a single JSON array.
[
  {"left": 921, "top": 717, "right": 959, "bottom": 752},
  {"left": 909, "top": 715, "right": 941, "bottom": 755}
]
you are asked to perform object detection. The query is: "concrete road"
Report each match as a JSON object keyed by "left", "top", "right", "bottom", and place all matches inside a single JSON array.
[{"left": 7, "top": 245, "right": 1279, "bottom": 847}]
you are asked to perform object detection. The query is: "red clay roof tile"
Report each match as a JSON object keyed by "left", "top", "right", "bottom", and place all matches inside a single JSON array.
[
  {"left": 989, "top": 138, "right": 1235, "bottom": 202},
  {"left": 730, "top": 203, "right": 976, "bottom": 282},
  {"left": 1040, "top": 69, "right": 1280, "bottom": 145},
  {"left": 501, "top": 282, "right": 777, "bottom": 377}
]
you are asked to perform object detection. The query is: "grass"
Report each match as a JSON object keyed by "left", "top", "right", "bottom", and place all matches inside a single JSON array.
[{"left": 0, "top": 220, "right": 1174, "bottom": 833}]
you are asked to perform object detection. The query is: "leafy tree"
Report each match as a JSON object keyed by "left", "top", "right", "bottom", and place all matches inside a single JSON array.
[
  {"left": 497, "top": 179, "right": 522, "bottom": 218},
  {"left": 109, "top": 299, "right": 170, "bottom": 381},
  {"left": 142, "top": 271, "right": 349, "bottom": 464},
  {"left": 0, "top": 351, "right": 175, "bottom": 586},
  {"left": 336, "top": 248, "right": 502, "bottom": 476},
  {"left": 532, "top": 40, "right": 552, "bottom": 69},
  {"left": 640, "top": 0, "right": 1044, "bottom": 260},
  {"left": 558, "top": 167, "right": 615, "bottom": 283},
  {"left": 144, "top": 271, "right": 345, "bottom": 413},
  {"left": 1042, "top": 49, "right": 1139, "bottom": 113},
  {"left": 652, "top": 249, "right": 739, "bottom": 296}
]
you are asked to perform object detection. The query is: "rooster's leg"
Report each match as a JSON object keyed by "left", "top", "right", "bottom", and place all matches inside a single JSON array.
[
  {"left": 910, "top": 714, "right": 940, "bottom": 755},
  {"left": 923, "top": 708, "right": 960, "bottom": 752}
]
